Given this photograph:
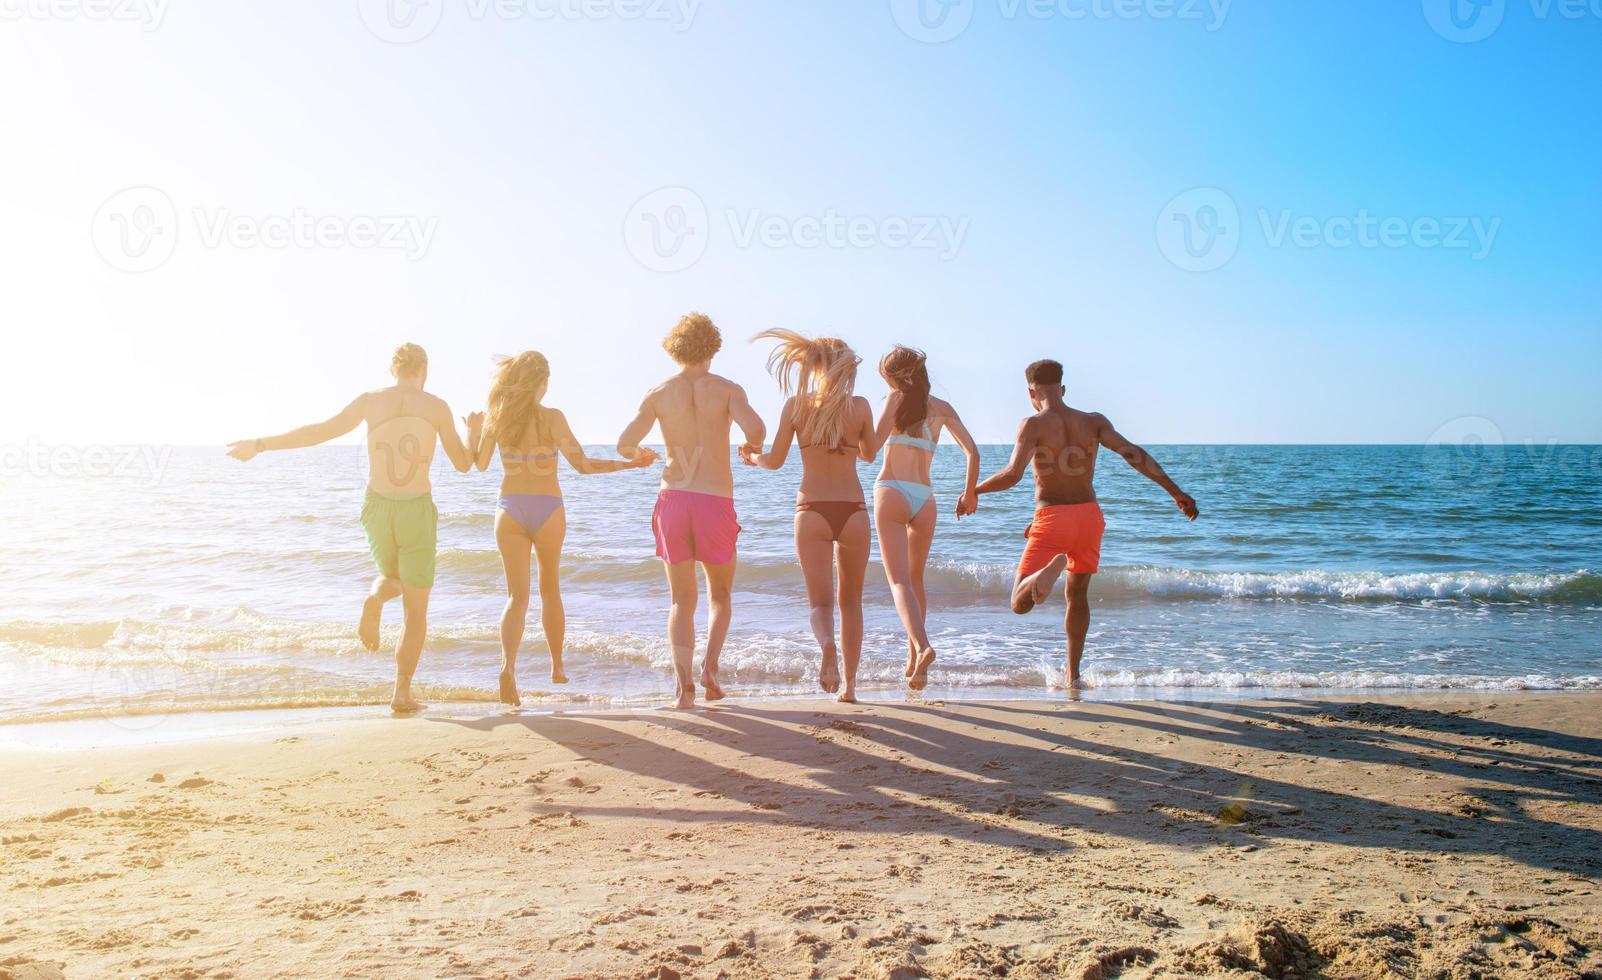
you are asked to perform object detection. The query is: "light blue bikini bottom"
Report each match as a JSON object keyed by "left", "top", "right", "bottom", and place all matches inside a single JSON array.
[{"left": 875, "top": 479, "right": 933, "bottom": 516}]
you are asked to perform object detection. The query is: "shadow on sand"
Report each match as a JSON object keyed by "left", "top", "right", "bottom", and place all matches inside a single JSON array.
[{"left": 432, "top": 697, "right": 1602, "bottom": 878}]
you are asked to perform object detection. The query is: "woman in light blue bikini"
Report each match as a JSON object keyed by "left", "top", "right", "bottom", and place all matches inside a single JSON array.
[
  {"left": 873, "top": 346, "right": 981, "bottom": 690},
  {"left": 471, "top": 351, "right": 657, "bottom": 705}
]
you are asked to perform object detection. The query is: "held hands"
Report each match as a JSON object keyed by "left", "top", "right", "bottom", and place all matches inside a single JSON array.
[
  {"left": 955, "top": 490, "right": 978, "bottom": 519},
  {"left": 462, "top": 412, "right": 484, "bottom": 434},
  {"left": 738, "top": 443, "right": 763, "bottom": 467},
  {"left": 631, "top": 448, "right": 660, "bottom": 468},
  {"left": 1173, "top": 491, "right": 1199, "bottom": 521},
  {"left": 226, "top": 439, "right": 259, "bottom": 462}
]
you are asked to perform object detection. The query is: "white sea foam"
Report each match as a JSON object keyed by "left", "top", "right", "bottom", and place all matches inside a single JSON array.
[{"left": 930, "top": 563, "right": 1601, "bottom": 603}]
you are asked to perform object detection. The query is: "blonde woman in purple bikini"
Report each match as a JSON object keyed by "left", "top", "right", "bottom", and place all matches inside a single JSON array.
[{"left": 470, "top": 351, "right": 657, "bottom": 705}]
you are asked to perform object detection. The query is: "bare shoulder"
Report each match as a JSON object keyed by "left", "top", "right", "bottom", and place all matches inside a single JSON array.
[
  {"left": 420, "top": 390, "right": 452, "bottom": 418},
  {"left": 929, "top": 396, "right": 957, "bottom": 419}
]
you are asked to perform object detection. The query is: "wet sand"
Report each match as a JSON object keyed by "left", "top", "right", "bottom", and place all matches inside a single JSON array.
[{"left": 3, "top": 693, "right": 1600, "bottom": 978}]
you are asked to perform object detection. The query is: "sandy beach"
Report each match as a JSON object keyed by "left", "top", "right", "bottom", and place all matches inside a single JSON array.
[{"left": 3, "top": 694, "right": 1600, "bottom": 979}]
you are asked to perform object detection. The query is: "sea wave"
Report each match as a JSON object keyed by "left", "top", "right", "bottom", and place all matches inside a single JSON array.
[
  {"left": 894, "top": 564, "right": 1602, "bottom": 604},
  {"left": 466, "top": 552, "right": 1602, "bottom": 604},
  {"left": 1086, "top": 567, "right": 1602, "bottom": 603},
  {"left": 1074, "top": 668, "right": 1602, "bottom": 692}
]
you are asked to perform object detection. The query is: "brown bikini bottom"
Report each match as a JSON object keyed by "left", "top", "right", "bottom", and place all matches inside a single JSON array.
[{"left": 796, "top": 501, "right": 867, "bottom": 542}]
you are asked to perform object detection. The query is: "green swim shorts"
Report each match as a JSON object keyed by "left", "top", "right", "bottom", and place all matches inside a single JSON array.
[{"left": 360, "top": 490, "right": 438, "bottom": 589}]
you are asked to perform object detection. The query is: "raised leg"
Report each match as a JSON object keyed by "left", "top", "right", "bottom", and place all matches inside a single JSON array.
[
  {"left": 494, "top": 511, "right": 534, "bottom": 706},
  {"left": 360, "top": 575, "right": 402, "bottom": 652},
  {"left": 1012, "top": 553, "right": 1068, "bottom": 615}
]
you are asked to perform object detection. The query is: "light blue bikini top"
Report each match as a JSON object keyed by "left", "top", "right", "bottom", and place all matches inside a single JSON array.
[{"left": 885, "top": 420, "right": 935, "bottom": 452}]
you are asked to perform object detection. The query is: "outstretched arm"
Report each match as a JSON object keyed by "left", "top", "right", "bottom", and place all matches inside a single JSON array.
[
  {"left": 940, "top": 404, "right": 982, "bottom": 518},
  {"left": 975, "top": 418, "right": 1036, "bottom": 496},
  {"left": 434, "top": 398, "right": 476, "bottom": 474},
  {"left": 728, "top": 384, "right": 766, "bottom": 457},
  {"left": 1097, "top": 415, "right": 1199, "bottom": 520},
  {"left": 553, "top": 410, "right": 657, "bottom": 474},
  {"left": 746, "top": 398, "right": 794, "bottom": 470},
  {"left": 226, "top": 394, "right": 368, "bottom": 460},
  {"left": 617, "top": 394, "right": 657, "bottom": 460}
]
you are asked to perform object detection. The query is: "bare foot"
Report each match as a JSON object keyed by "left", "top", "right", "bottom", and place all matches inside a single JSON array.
[
  {"left": 390, "top": 697, "right": 427, "bottom": 715},
  {"left": 837, "top": 687, "right": 858, "bottom": 704},
  {"left": 904, "top": 638, "right": 917, "bottom": 678},
  {"left": 550, "top": 659, "right": 568, "bottom": 685},
  {"left": 909, "top": 647, "right": 937, "bottom": 690},
  {"left": 1018, "top": 550, "right": 1070, "bottom": 611},
  {"left": 360, "top": 576, "right": 400, "bottom": 651},
  {"left": 359, "top": 593, "right": 383, "bottom": 652},
  {"left": 498, "top": 670, "right": 522, "bottom": 707},
  {"left": 1031, "top": 554, "right": 1068, "bottom": 606},
  {"left": 673, "top": 684, "right": 697, "bottom": 710},
  {"left": 702, "top": 670, "right": 725, "bottom": 702},
  {"left": 819, "top": 646, "right": 841, "bottom": 694}
]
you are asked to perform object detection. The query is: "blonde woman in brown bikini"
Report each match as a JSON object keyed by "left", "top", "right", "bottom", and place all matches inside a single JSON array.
[{"left": 742, "top": 330, "right": 877, "bottom": 703}]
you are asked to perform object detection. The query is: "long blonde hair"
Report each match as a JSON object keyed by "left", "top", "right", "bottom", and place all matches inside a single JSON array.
[
  {"left": 485, "top": 351, "right": 551, "bottom": 451},
  {"left": 754, "top": 329, "right": 860, "bottom": 451}
]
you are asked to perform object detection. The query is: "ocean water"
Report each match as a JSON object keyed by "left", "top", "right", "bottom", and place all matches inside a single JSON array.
[{"left": 1, "top": 444, "right": 1599, "bottom": 725}]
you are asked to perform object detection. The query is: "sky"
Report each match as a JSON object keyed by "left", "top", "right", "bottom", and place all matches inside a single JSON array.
[{"left": 1, "top": 0, "right": 1598, "bottom": 447}]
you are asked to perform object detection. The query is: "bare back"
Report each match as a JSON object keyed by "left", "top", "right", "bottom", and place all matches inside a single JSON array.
[
  {"left": 650, "top": 373, "right": 742, "bottom": 496},
  {"left": 794, "top": 396, "right": 874, "bottom": 502},
  {"left": 364, "top": 386, "right": 443, "bottom": 497},
  {"left": 1025, "top": 404, "right": 1104, "bottom": 506}
]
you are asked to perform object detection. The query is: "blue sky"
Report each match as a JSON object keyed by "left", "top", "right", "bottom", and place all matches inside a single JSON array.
[{"left": 1, "top": 0, "right": 1597, "bottom": 445}]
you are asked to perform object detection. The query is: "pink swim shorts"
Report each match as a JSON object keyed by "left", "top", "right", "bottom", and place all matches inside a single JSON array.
[{"left": 652, "top": 490, "right": 741, "bottom": 565}]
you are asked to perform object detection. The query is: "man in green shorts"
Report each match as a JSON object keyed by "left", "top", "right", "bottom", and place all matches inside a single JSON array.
[{"left": 227, "top": 343, "right": 478, "bottom": 713}]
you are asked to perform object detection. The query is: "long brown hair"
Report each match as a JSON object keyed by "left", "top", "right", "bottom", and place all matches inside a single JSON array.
[
  {"left": 879, "top": 345, "right": 930, "bottom": 433},
  {"left": 484, "top": 351, "right": 551, "bottom": 451},
  {"left": 754, "top": 329, "right": 860, "bottom": 450}
]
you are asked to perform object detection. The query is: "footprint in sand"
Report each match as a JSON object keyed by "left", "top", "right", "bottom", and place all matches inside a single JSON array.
[{"left": 176, "top": 777, "right": 213, "bottom": 790}]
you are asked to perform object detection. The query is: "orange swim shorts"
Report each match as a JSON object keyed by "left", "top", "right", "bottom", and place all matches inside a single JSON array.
[{"left": 1018, "top": 502, "right": 1106, "bottom": 578}]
